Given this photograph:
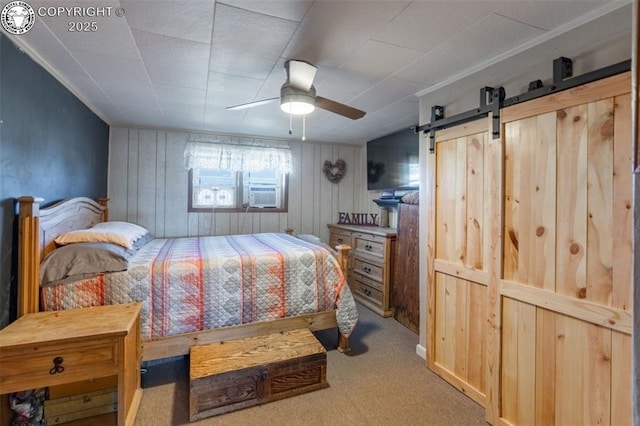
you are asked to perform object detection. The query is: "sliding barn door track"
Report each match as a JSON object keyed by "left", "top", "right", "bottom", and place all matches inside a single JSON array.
[{"left": 417, "top": 56, "right": 631, "bottom": 152}]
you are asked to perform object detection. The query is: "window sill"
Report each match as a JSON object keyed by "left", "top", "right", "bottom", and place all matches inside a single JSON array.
[{"left": 188, "top": 207, "right": 288, "bottom": 213}]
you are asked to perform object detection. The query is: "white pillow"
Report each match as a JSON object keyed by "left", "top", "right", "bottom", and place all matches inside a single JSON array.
[
  {"left": 296, "top": 234, "right": 335, "bottom": 253},
  {"left": 55, "top": 221, "right": 149, "bottom": 249},
  {"left": 296, "top": 234, "right": 324, "bottom": 246}
]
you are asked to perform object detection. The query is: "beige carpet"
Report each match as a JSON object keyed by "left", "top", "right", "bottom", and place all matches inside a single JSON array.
[{"left": 135, "top": 303, "right": 486, "bottom": 425}]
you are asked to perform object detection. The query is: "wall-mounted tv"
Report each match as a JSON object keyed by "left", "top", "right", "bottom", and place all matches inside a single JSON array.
[{"left": 366, "top": 128, "right": 419, "bottom": 192}]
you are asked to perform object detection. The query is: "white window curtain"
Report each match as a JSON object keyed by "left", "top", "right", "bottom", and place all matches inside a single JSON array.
[{"left": 183, "top": 142, "right": 292, "bottom": 173}]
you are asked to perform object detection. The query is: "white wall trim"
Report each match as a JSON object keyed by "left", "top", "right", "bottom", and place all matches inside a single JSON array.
[{"left": 416, "top": 344, "right": 426, "bottom": 360}]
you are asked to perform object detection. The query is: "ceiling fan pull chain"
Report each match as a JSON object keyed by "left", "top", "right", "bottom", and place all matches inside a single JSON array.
[
  {"left": 289, "top": 114, "right": 293, "bottom": 135},
  {"left": 302, "top": 115, "right": 306, "bottom": 141}
]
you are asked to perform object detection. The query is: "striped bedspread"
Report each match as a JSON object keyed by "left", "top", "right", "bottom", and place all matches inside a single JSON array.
[{"left": 41, "top": 233, "right": 358, "bottom": 340}]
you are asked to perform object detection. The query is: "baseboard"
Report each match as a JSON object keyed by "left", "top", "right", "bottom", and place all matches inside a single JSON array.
[{"left": 415, "top": 344, "right": 426, "bottom": 359}]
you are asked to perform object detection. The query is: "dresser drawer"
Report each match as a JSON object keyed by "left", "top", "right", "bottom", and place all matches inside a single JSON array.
[
  {"left": 350, "top": 271, "right": 383, "bottom": 292},
  {"left": 0, "top": 339, "right": 119, "bottom": 391},
  {"left": 352, "top": 233, "right": 385, "bottom": 258},
  {"left": 352, "top": 257, "right": 383, "bottom": 281},
  {"left": 350, "top": 274, "right": 383, "bottom": 307}
]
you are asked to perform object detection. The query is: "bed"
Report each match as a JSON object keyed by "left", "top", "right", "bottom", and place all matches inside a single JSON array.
[{"left": 17, "top": 196, "right": 357, "bottom": 361}]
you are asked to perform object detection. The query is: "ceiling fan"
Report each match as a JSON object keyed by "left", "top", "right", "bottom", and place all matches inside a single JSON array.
[{"left": 225, "top": 60, "right": 366, "bottom": 121}]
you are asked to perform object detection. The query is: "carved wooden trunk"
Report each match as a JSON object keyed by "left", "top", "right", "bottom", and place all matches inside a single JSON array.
[{"left": 189, "top": 329, "right": 328, "bottom": 421}]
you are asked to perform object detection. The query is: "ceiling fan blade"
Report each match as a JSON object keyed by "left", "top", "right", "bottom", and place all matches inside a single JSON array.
[
  {"left": 286, "top": 60, "right": 317, "bottom": 91},
  {"left": 315, "top": 96, "right": 366, "bottom": 120},
  {"left": 225, "top": 97, "right": 279, "bottom": 111}
]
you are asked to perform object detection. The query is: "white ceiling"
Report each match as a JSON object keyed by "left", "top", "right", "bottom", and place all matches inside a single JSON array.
[{"left": 4, "top": 0, "right": 632, "bottom": 144}]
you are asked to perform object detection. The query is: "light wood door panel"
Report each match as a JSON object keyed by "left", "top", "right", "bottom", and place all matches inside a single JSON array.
[
  {"left": 429, "top": 118, "right": 490, "bottom": 408},
  {"left": 499, "top": 73, "right": 632, "bottom": 425}
]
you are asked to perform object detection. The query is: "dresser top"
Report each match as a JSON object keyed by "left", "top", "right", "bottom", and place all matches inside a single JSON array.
[
  {"left": 328, "top": 223, "right": 397, "bottom": 237},
  {"left": 0, "top": 303, "right": 141, "bottom": 349}
]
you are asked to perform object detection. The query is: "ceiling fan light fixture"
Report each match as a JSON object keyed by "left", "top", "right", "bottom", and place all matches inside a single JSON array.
[
  {"left": 281, "top": 99, "right": 315, "bottom": 115},
  {"left": 280, "top": 84, "right": 316, "bottom": 115}
]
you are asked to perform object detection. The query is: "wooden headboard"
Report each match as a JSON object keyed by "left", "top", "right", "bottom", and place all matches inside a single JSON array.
[{"left": 17, "top": 196, "right": 109, "bottom": 316}]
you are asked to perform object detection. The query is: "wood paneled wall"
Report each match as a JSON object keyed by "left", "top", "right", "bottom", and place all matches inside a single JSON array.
[{"left": 108, "top": 128, "right": 378, "bottom": 243}]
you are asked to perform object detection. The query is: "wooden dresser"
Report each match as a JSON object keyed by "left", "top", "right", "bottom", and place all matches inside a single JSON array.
[
  {"left": 0, "top": 303, "right": 142, "bottom": 426},
  {"left": 327, "top": 224, "right": 396, "bottom": 317}
]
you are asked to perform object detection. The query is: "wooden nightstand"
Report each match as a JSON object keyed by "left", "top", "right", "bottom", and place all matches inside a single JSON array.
[{"left": 0, "top": 303, "right": 142, "bottom": 426}]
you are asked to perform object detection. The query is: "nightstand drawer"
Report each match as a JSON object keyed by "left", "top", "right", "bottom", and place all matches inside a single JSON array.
[
  {"left": 0, "top": 340, "right": 119, "bottom": 392},
  {"left": 352, "top": 234, "right": 385, "bottom": 258},
  {"left": 352, "top": 257, "right": 383, "bottom": 281}
]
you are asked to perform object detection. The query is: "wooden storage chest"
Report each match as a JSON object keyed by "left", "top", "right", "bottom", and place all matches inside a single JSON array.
[{"left": 189, "top": 328, "right": 328, "bottom": 421}]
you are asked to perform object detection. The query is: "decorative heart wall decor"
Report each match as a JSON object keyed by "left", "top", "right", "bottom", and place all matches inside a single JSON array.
[{"left": 323, "top": 159, "right": 346, "bottom": 184}]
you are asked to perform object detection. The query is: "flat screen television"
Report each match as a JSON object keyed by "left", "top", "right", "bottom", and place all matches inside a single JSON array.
[{"left": 366, "top": 128, "right": 419, "bottom": 192}]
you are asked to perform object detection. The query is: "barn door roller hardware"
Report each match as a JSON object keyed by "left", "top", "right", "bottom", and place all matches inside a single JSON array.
[
  {"left": 416, "top": 86, "right": 504, "bottom": 153},
  {"left": 502, "top": 57, "right": 630, "bottom": 108},
  {"left": 418, "top": 56, "right": 630, "bottom": 154}
]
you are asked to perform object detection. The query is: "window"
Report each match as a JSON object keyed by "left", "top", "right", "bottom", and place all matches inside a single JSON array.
[
  {"left": 191, "top": 168, "right": 237, "bottom": 208},
  {"left": 189, "top": 167, "right": 288, "bottom": 212},
  {"left": 185, "top": 141, "right": 291, "bottom": 213}
]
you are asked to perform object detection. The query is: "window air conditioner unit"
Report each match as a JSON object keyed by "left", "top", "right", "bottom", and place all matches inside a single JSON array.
[{"left": 248, "top": 186, "right": 278, "bottom": 207}]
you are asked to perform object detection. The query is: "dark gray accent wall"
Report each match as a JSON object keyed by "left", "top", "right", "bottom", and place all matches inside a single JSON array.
[{"left": 0, "top": 34, "right": 109, "bottom": 328}]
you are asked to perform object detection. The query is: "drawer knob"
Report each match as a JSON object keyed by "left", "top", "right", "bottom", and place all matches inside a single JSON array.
[
  {"left": 365, "top": 244, "right": 372, "bottom": 251},
  {"left": 49, "top": 356, "right": 65, "bottom": 375},
  {"left": 337, "top": 238, "right": 343, "bottom": 243},
  {"left": 364, "top": 288, "right": 371, "bottom": 296}
]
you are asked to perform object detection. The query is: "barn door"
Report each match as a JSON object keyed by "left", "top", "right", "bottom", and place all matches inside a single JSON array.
[
  {"left": 426, "top": 118, "right": 492, "bottom": 407},
  {"left": 426, "top": 71, "right": 633, "bottom": 425},
  {"left": 495, "top": 71, "right": 633, "bottom": 425}
]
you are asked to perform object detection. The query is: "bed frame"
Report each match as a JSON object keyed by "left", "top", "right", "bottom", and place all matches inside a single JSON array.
[{"left": 17, "top": 196, "right": 352, "bottom": 360}]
